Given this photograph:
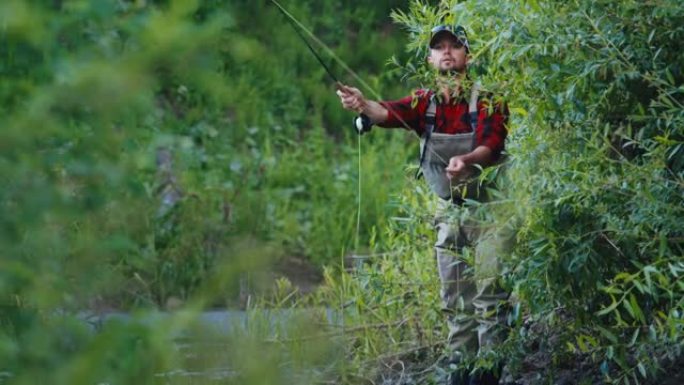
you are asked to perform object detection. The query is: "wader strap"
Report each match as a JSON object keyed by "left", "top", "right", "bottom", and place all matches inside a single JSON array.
[
  {"left": 416, "top": 94, "right": 438, "bottom": 178},
  {"left": 468, "top": 83, "right": 480, "bottom": 132}
]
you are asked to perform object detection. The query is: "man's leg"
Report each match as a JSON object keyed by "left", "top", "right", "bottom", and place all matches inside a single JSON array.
[
  {"left": 457, "top": 222, "right": 515, "bottom": 385},
  {"left": 434, "top": 210, "right": 479, "bottom": 360},
  {"left": 472, "top": 223, "right": 515, "bottom": 353}
]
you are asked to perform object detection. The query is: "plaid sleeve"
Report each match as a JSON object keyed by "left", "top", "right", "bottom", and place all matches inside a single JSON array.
[
  {"left": 377, "top": 91, "right": 426, "bottom": 133},
  {"left": 476, "top": 99, "right": 509, "bottom": 160}
]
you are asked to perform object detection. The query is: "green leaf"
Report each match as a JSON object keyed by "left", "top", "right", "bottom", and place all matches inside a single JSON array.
[
  {"left": 577, "top": 335, "right": 588, "bottom": 353},
  {"left": 637, "top": 362, "right": 647, "bottom": 378},
  {"left": 602, "top": 285, "right": 623, "bottom": 294},
  {"left": 658, "top": 234, "right": 668, "bottom": 258},
  {"left": 614, "top": 272, "right": 633, "bottom": 282},
  {"left": 629, "top": 293, "right": 646, "bottom": 324},
  {"left": 632, "top": 280, "right": 645, "bottom": 294},
  {"left": 643, "top": 265, "right": 656, "bottom": 294},
  {"left": 623, "top": 298, "right": 636, "bottom": 320},
  {"left": 597, "top": 325, "right": 618, "bottom": 344},
  {"left": 665, "top": 69, "right": 675, "bottom": 85},
  {"left": 597, "top": 296, "right": 620, "bottom": 316},
  {"left": 629, "top": 327, "right": 639, "bottom": 347}
]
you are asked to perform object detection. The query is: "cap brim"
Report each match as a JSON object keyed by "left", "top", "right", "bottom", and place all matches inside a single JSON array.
[{"left": 429, "top": 30, "right": 469, "bottom": 50}]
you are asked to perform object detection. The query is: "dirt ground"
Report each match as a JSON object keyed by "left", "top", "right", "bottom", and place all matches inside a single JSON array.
[{"left": 272, "top": 255, "right": 324, "bottom": 295}]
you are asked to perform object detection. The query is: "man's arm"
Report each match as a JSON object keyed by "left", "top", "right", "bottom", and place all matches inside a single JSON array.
[
  {"left": 336, "top": 85, "right": 387, "bottom": 124},
  {"left": 446, "top": 99, "right": 508, "bottom": 180},
  {"left": 445, "top": 145, "right": 494, "bottom": 180}
]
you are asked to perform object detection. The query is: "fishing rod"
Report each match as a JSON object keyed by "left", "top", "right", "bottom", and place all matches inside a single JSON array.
[
  {"left": 271, "top": 0, "right": 377, "bottom": 134},
  {"left": 269, "top": 0, "right": 454, "bottom": 177},
  {"left": 268, "top": 0, "right": 453, "bottom": 164},
  {"left": 270, "top": 0, "right": 342, "bottom": 88},
  {"left": 270, "top": 0, "right": 368, "bottom": 251}
]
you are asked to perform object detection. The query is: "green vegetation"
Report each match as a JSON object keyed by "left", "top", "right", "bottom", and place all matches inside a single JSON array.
[{"left": 1, "top": 0, "right": 683, "bottom": 384}]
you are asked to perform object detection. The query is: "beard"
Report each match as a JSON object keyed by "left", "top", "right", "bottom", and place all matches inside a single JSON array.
[
  {"left": 438, "top": 60, "right": 466, "bottom": 74},
  {"left": 439, "top": 68, "right": 461, "bottom": 75},
  {"left": 439, "top": 66, "right": 465, "bottom": 75}
]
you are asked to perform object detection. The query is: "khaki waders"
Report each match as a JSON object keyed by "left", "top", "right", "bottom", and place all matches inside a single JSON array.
[{"left": 419, "top": 86, "right": 511, "bottom": 360}]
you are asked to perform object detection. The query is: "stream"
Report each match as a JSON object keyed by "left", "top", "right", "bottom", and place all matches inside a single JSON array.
[{"left": 81, "top": 308, "right": 341, "bottom": 384}]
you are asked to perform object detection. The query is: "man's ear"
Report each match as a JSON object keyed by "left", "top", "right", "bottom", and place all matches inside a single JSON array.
[{"left": 427, "top": 54, "right": 434, "bottom": 65}]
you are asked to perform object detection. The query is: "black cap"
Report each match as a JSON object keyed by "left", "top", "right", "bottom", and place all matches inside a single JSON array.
[{"left": 429, "top": 25, "right": 470, "bottom": 52}]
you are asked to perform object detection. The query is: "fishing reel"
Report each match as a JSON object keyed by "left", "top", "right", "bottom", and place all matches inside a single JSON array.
[{"left": 353, "top": 114, "right": 373, "bottom": 135}]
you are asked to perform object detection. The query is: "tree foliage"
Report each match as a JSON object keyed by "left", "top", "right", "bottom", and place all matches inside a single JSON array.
[{"left": 383, "top": 0, "right": 684, "bottom": 382}]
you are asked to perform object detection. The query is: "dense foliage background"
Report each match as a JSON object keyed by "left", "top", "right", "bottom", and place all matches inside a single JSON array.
[{"left": 1, "top": 0, "right": 682, "bottom": 384}]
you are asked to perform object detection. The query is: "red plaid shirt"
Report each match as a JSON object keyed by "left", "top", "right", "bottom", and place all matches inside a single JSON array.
[{"left": 377, "top": 89, "right": 508, "bottom": 159}]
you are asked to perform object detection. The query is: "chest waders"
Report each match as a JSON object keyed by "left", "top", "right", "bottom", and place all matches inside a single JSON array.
[
  {"left": 419, "top": 85, "right": 482, "bottom": 201},
  {"left": 425, "top": 85, "right": 511, "bottom": 365}
]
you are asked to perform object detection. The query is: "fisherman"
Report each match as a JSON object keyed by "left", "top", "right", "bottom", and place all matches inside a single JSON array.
[{"left": 337, "top": 25, "right": 512, "bottom": 385}]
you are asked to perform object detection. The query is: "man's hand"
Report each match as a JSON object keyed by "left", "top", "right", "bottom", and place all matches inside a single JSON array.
[
  {"left": 445, "top": 146, "right": 495, "bottom": 181},
  {"left": 336, "top": 84, "right": 366, "bottom": 113},
  {"left": 335, "top": 84, "right": 388, "bottom": 125},
  {"left": 445, "top": 155, "right": 470, "bottom": 180}
]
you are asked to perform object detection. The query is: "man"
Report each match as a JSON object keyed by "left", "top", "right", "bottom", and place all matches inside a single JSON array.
[{"left": 337, "top": 25, "right": 511, "bottom": 385}]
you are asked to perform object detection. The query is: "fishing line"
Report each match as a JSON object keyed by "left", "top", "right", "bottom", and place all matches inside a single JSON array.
[
  {"left": 355, "top": 133, "right": 362, "bottom": 252},
  {"left": 271, "top": 0, "right": 370, "bottom": 252}
]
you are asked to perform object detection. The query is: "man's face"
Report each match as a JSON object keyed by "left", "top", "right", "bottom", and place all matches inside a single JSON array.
[{"left": 427, "top": 34, "right": 468, "bottom": 74}]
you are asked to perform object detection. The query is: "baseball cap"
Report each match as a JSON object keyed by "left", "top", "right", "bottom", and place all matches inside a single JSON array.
[{"left": 429, "top": 25, "right": 470, "bottom": 52}]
